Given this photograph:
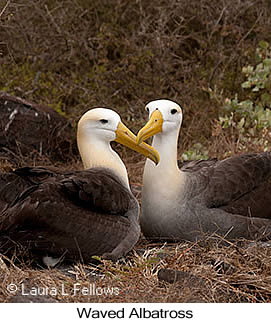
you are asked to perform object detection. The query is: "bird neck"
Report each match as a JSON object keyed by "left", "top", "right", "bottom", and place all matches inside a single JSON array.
[
  {"left": 151, "top": 128, "right": 179, "bottom": 173},
  {"left": 143, "top": 127, "right": 183, "bottom": 193},
  {"left": 77, "top": 133, "right": 130, "bottom": 190}
]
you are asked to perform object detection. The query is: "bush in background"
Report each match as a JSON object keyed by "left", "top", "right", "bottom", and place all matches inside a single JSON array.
[
  {"left": 211, "top": 41, "right": 271, "bottom": 155},
  {"left": 1, "top": 0, "right": 271, "bottom": 159}
]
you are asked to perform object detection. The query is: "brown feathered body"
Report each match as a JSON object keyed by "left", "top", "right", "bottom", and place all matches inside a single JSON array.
[{"left": 0, "top": 167, "right": 140, "bottom": 262}]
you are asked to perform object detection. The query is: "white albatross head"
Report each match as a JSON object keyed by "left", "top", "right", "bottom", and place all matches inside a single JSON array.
[
  {"left": 78, "top": 108, "right": 123, "bottom": 145},
  {"left": 77, "top": 108, "right": 159, "bottom": 187},
  {"left": 136, "top": 99, "right": 183, "bottom": 144}
]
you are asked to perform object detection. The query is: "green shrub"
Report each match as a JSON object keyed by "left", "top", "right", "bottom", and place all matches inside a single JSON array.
[
  {"left": 219, "top": 41, "right": 271, "bottom": 151},
  {"left": 181, "top": 143, "right": 209, "bottom": 161}
]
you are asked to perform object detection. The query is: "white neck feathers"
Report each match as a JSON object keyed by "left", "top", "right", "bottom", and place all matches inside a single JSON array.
[
  {"left": 77, "top": 128, "right": 130, "bottom": 190},
  {"left": 142, "top": 124, "right": 185, "bottom": 202}
]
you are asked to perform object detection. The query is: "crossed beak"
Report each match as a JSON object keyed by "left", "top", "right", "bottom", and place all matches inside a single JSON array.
[{"left": 115, "top": 121, "right": 160, "bottom": 165}]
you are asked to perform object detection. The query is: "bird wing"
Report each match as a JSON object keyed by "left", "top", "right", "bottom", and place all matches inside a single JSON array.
[
  {"left": 13, "top": 166, "right": 66, "bottom": 184},
  {"left": 0, "top": 166, "right": 67, "bottom": 211},
  {"left": 202, "top": 152, "right": 271, "bottom": 218},
  {"left": 0, "top": 168, "right": 139, "bottom": 261},
  {"left": 178, "top": 158, "right": 217, "bottom": 172}
]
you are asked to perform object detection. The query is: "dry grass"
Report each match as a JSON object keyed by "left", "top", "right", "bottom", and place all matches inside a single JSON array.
[{"left": 1, "top": 236, "right": 271, "bottom": 303}]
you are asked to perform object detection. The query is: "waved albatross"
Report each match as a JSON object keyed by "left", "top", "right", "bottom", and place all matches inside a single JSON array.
[
  {"left": 0, "top": 108, "right": 159, "bottom": 262},
  {"left": 136, "top": 99, "right": 271, "bottom": 241}
]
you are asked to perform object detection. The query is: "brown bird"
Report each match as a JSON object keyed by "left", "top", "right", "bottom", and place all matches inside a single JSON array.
[
  {"left": 0, "top": 108, "right": 159, "bottom": 263},
  {"left": 136, "top": 99, "right": 271, "bottom": 241}
]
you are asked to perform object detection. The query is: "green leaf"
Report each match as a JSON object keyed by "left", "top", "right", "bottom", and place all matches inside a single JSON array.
[
  {"left": 261, "top": 93, "right": 271, "bottom": 105},
  {"left": 252, "top": 86, "right": 260, "bottom": 92},
  {"left": 259, "top": 40, "right": 269, "bottom": 49},
  {"left": 238, "top": 117, "right": 245, "bottom": 129},
  {"left": 242, "top": 81, "right": 251, "bottom": 89},
  {"left": 263, "top": 58, "right": 271, "bottom": 67}
]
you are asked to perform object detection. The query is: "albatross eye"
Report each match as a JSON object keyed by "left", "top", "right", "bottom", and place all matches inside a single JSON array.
[
  {"left": 146, "top": 107, "right": 149, "bottom": 112},
  {"left": 99, "top": 119, "right": 108, "bottom": 124},
  {"left": 171, "top": 109, "right": 177, "bottom": 115}
]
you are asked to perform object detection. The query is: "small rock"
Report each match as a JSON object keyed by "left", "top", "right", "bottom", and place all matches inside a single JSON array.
[
  {"left": 158, "top": 268, "right": 206, "bottom": 287},
  {"left": 10, "top": 294, "right": 58, "bottom": 303}
]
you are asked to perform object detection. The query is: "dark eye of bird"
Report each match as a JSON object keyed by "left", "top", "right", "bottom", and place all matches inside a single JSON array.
[
  {"left": 171, "top": 109, "right": 177, "bottom": 115},
  {"left": 146, "top": 107, "right": 149, "bottom": 112},
  {"left": 100, "top": 119, "right": 108, "bottom": 124}
]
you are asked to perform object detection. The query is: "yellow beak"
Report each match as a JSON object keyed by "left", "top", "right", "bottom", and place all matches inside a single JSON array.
[
  {"left": 115, "top": 121, "right": 160, "bottom": 165},
  {"left": 136, "top": 110, "right": 163, "bottom": 145}
]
